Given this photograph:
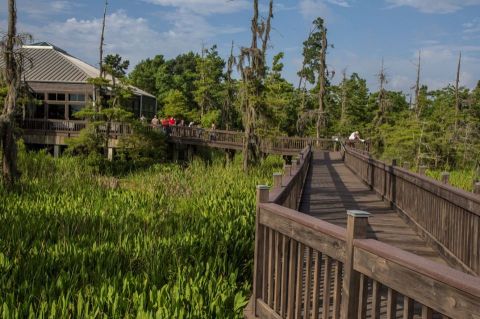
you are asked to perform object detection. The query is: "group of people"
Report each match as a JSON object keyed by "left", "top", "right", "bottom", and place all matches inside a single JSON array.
[
  {"left": 141, "top": 114, "right": 217, "bottom": 140},
  {"left": 149, "top": 115, "right": 179, "bottom": 128}
]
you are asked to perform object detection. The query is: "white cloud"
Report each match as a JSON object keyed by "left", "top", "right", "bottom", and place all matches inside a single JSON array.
[
  {"left": 385, "top": 0, "right": 480, "bottom": 14},
  {"left": 29, "top": 10, "right": 244, "bottom": 70},
  {"left": 326, "top": 0, "right": 350, "bottom": 7},
  {"left": 463, "top": 18, "right": 480, "bottom": 40},
  {"left": 298, "top": 0, "right": 352, "bottom": 20},
  {"left": 144, "top": 0, "right": 249, "bottom": 15},
  {"left": 326, "top": 43, "right": 480, "bottom": 94},
  {"left": 299, "top": 0, "right": 330, "bottom": 20}
]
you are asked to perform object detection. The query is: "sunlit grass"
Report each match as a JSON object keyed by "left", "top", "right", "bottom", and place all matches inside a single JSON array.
[{"left": 0, "top": 149, "right": 282, "bottom": 318}]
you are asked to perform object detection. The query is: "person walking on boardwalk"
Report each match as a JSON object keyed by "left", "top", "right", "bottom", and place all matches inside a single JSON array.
[
  {"left": 209, "top": 122, "right": 217, "bottom": 141},
  {"left": 349, "top": 131, "right": 364, "bottom": 143},
  {"left": 151, "top": 115, "right": 159, "bottom": 127}
]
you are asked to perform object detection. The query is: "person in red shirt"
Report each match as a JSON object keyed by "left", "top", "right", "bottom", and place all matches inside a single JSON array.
[{"left": 169, "top": 116, "right": 176, "bottom": 126}]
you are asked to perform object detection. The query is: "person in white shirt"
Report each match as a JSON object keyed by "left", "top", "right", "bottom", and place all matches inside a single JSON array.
[{"left": 349, "top": 131, "right": 364, "bottom": 143}]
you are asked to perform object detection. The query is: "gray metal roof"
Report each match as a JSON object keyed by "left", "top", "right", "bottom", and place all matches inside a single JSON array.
[{"left": 1, "top": 43, "right": 155, "bottom": 98}]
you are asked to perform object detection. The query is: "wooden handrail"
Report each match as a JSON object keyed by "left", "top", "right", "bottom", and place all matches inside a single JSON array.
[
  {"left": 344, "top": 145, "right": 480, "bottom": 275},
  {"left": 248, "top": 193, "right": 480, "bottom": 319},
  {"left": 20, "top": 119, "right": 340, "bottom": 155}
]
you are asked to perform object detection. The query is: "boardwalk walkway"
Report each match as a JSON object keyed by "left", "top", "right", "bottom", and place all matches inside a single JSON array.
[{"left": 299, "top": 151, "right": 449, "bottom": 266}]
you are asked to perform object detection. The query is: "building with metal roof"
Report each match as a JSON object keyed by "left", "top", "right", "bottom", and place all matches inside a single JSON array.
[{"left": 14, "top": 42, "right": 157, "bottom": 121}]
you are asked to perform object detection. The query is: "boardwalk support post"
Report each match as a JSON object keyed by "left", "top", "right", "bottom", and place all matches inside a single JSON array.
[
  {"left": 273, "top": 173, "right": 282, "bottom": 189},
  {"left": 284, "top": 164, "right": 292, "bottom": 177},
  {"left": 441, "top": 172, "right": 450, "bottom": 185},
  {"left": 53, "top": 145, "right": 61, "bottom": 158},
  {"left": 254, "top": 185, "right": 270, "bottom": 316},
  {"left": 418, "top": 165, "right": 427, "bottom": 175},
  {"left": 474, "top": 182, "right": 480, "bottom": 195},
  {"left": 341, "top": 210, "right": 370, "bottom": 319},
  {"left": 107, "top": 147, "right": 114, "bottom": 161}
]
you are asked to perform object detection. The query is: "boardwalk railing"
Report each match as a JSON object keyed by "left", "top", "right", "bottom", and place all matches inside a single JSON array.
[
  {"left": 343, "top": 145, "right": 480, "bottom": 276},
  {"left": 247, "top": 147, "right": 480, "bottom": 319},
  {"left": 20, "top": 119, "right": 336, "bottom": 155}
]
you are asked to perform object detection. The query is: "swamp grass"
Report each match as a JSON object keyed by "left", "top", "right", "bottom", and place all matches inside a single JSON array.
[{"left": 0, "top": 148, "right": 282, "bottom": 318}]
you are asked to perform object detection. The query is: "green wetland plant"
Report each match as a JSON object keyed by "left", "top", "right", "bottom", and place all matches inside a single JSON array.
[{"left": 0, "top": 148, "right": 283, "bottom": 318}]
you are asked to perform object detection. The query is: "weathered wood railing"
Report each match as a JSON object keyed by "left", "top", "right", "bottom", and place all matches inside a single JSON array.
[
  {"left": 343, "top": 145, "right": 480, "bottom": 276},
  {"left": 247, "top": 196, "right": 480, "bottom": 318},
  {"left": 20, "top": 119, "right": 335, "bottom": 155}
]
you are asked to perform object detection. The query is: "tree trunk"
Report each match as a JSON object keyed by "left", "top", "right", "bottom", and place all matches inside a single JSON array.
[
  {"left": 415, "top": 51, "right": 421, "bottom": 118},
  {"left": 454, "top": 51, "right": 461, "bottom": 133},
  {"left": 1, "top": 0, "right": 20, "bottom": 185},
  {"left": 316, "top": 24, "right": 327, "bottom": 140},
  {"left": 96, "top": 0, "right": 108, "bottom": 113},
  {"left": 340, "top": 69, "right": 347, "bottom": 126}
]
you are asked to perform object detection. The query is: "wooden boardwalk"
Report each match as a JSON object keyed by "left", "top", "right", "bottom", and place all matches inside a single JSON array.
[{"left": 299, "top": 151, "right": 449, "bottom": 266}]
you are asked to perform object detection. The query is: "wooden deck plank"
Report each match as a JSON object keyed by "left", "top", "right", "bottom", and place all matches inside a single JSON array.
[{"left": 299, "top": 151, "right": 449, "bottom": 265}]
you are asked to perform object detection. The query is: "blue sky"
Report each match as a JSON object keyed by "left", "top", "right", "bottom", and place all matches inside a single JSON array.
[{"left": 1, "top": 0, "right": 480, "bottom": 94}]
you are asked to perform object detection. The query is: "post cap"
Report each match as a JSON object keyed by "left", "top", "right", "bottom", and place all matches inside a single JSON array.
[
  {"left": 347, "top": 210, "right": 371, "bottom": 217},
  {"left": 257, "top": 185, "right": 270, "bottom": 190},
  {"left": 273, "top": 172, "right": 282, "bottom": 176}
]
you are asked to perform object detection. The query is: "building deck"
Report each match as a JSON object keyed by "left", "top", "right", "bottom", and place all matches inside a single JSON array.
[{"left": 299, "top": 151, "right": 448, "bottom": 266}]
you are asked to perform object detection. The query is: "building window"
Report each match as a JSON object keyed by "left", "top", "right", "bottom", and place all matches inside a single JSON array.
[
  {"left": 33, "top": 103, "right": 45, "bottom": 119},
  {"left": 69, "top": 94, "right": 85, "bottom": 102},
  {"left": 68, "top": 104, "right": 85, "bottom": 119},
  {"left": 34, "top": 93, "right": 45, "bottom": 100},
  {"left": 47, "top": 93, "right": 66, "bottom": 101},
  {"left": 47, "top": 104, "right": 66, "bottom": 120}
]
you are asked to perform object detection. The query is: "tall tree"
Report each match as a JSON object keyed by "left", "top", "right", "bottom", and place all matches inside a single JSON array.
[
  {"left": 222, "top": 41, "right": 237, "bottom": 129},
  {"left": 297, "top": 17, "right": 330, "bottom": 138},
  {"left": 0, "top": 0, "right": 30, "bottom": 185},
  {"left": 375, "top": 58, "right": 388, "bottom": 126},
  {"left": 340, "top": 69, "right": 347, "bottom": 126},
  {"left": 264, "top": 52, "right": 297, "bottom": 136},
  {"left": 454, "top": 51, "right": 462, "bottom": 133},
  {"left": 317, "top": 21, "right": 328, "bottom": 139},
  {"left": 414, "top": 50, "right": 421, "bottom": 118},
  {"left": 237, "top": 0, "right": 273, "bottom": 172},
  {"left": 129, "top": 55, "right": 165, "bottom": 95},
  {"left": 99, "top": 0, "right": 108, "bottom": 78},
  {"left": 193, "top": 45, "right": 224, "bottom": 119}
]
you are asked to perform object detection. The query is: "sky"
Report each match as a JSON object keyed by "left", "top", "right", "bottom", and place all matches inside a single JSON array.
[{"left": 1, "top": 0, "right": 479, "bottom": 95}]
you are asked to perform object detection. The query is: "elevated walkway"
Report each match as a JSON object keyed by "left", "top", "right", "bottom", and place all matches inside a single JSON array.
[{"left": 299, "top": 151, "right": 449, "bottom": 266}]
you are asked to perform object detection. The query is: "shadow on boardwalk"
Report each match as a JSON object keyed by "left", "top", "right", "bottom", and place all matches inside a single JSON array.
[{"left": 299, "top": 151, "right": 448, "bottom": 265}]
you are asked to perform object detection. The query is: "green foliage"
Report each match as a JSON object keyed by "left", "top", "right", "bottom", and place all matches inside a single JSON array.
[
  {"left": 103, "top": 54, "right": 130, "bottom": 79},
  {"left": 264, "top": 52, "right": 298, "bottom": 136},
  {"left": 193, "top": 45, "right": 225, "bottom": 117},
  {"left": 118, "top": 122, "right": 167, "bottom": 166},
  {"left": 298, "top": 17, "right": 328, "bottom": 85},
  {"left": 161, "top": 89, "right": 191, "bottom": 120},
  {"left": 129, "top": 55, "right": 165, "bottom": 95},
  {"left": 426, "top": 169, "right": 478, "bottom": 192},
  {"left": 0, "top": 147, "right": 283, "bottom": 318},
  {"left": 200, "top": 110, "right": 221, "bottom": 128}
]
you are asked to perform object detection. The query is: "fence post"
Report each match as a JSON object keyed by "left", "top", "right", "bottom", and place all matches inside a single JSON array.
[
  {"left": 473, "top": 182, "right": 480, "bottom": 195},
  {"left": 441, "top": 172, "right": 450, "bottom": 185},
  {"left": 392, "top": 159, "right": 397, "bottom": 166},
  {"left": 292, "top": 160, "right": 297, "bottom": 173},
  {"left": 273, "top": 173, "right": 283, "bottom": 189},
  {"left": 254, "top": 185, "right": 270, "bottom": 315},
  {"left": 418, "top": 165, "right": 427, "bottom": 175},
  {"left": 341, "top": 210, "right": 370, "bottom": 319},
  {"left": 284, "top": 164, "right": 292, "bottom": 177}
]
